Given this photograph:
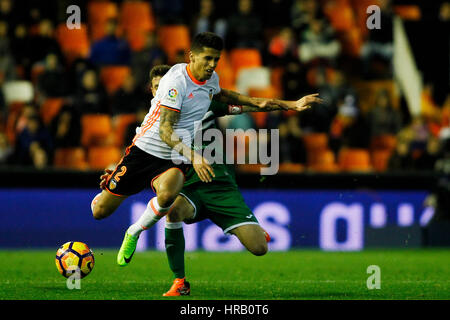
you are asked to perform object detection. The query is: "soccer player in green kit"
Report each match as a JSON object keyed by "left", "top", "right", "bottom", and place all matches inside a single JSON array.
[{"left": 106, "top": 65, "right": 322, "bottom": 296}]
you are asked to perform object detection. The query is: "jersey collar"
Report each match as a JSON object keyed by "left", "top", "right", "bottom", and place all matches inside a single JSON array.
[{"left": 186, "top": 64, "right": 207, "bottom": 86}]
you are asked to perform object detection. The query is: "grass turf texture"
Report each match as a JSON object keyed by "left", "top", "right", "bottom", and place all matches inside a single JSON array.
[{"left": 0, "top": 249, "right": 448, "bottom": 300}]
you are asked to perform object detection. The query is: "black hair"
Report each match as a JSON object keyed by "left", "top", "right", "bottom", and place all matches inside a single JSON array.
[
  {"left": 191, "top": 31, "right": 224, "bottom": 53},
  {"left": 149, "top": 64, "right": 171, "bottom": 82}
]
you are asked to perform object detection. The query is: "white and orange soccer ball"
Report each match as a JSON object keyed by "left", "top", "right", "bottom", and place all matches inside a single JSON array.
[{"left": 55, "top": 241, "right": 95, "bottom": 278}]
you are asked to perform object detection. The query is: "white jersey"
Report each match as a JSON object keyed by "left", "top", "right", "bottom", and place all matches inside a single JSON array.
[{"left": 133, "top": 63, "right": 221, "bottom": 162}]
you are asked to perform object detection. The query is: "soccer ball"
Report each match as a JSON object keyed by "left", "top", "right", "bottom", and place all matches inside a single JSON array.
[{"left": 55, "top": 241, "right": 95, "bottom": 278}]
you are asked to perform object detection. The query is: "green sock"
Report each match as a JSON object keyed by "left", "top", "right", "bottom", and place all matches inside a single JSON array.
[{"left": 165, "top": 225, "right": 185, "bottom": 279}]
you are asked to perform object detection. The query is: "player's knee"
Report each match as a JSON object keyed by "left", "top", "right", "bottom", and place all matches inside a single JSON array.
[
  {"left": 157, "top": 190, "right": 177, "bottom": 208},
  {"left": 167, "top": 207, "right": 183, "bottom": 222}
]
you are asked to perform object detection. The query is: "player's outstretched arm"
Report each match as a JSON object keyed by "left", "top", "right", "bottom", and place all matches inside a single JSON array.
[{"left": 159, "top": 107, "right": 215, "bottom": 183}]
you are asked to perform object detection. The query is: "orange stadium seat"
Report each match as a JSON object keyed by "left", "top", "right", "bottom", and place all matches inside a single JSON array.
[
  {"left": 120, "top": 0, "right": 155, "bottom": 33},
  {"left": 158, "top": 25, "right": 191, "bottom": 64},
  {"left": 370, "top": 134, "right": 397, "bottom": 152},
  {"left": 278, "top": 162, "right": 305, "bottom": 173},
  {"left": 81, "top": 114, "right": 113, "bottom": 146},
  {"left": 54, "top": 147, "right": 88, "bottom": 170},
  {"left": 55, "top": 23, "right": 90, "bottom": 62},
  {"left": 229, "top": 49, "right": 262, "bottom": 80},
  {"left": 87, "top": 1, "right": 119, "bottom": 41},
  {"left": 338, "top": 27, "right": 362, "bottom": 57},
  {"left": 394, "top": 5, "right": 421, "bottom": 21},
  {"left": 99, "top": 66, "right": 131, "bottom": 94},
  {"left": 112, "top": 113, "right": 137, "bottom": 147},
  {"left": 323, "top": 0, "right": 355, "bottom": 32},
  {"left": 371, "top": 149, "right": 391, "bottom": 172},
  {"left": 302, "top": 133, "right": 329, "bottom": 153},
  {"left": 87, "top": 145, "right": 122, "bottom": 170},
  {"left": 215, "top": 51, "right": 235, "bottom": 90},
  {"left": 307, "top": 149, "right": 339, "bottom": 173},
  {"left": 338, "top": 148, "right": 372, "bottom": 172},
  {"left": 40, "top": 98, "right": 65, "bottom": 125}
]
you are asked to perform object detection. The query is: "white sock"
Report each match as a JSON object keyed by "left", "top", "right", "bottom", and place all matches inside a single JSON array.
[{"left": 127, "top": 197, "right": 172, "bottom": 237}]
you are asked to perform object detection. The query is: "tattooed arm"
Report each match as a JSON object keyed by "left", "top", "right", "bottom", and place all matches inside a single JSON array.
[{"left": 159, "top": 107, "right": 215, "bottom": 183}]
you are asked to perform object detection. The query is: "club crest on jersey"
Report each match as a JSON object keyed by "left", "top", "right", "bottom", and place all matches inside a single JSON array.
[
  {"left": 209, "top": 89, "right": 213, "bottom": 100},
  {"left": 109, "top": 179, "right": 117, "bottom": 190}
]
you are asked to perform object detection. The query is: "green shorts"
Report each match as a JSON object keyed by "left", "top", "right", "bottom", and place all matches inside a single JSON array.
[{"left": 180, "top": 181, "right": 259, "bottom": 235}]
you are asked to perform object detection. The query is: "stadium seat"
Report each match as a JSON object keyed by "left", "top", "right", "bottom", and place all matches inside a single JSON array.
[
  {"left": 229, "top": 48, "right": 262, "bottom": 81},
  {"left": 53, "top": 147, "right": 88, "bottom": 170},
  {"left": 371, "top": 149, "right": 391, "bottom": 172},
  {"left": 338, "top": 27, "right": 362, "bottom": 57},
  {"left": 353, "top": 80, "right": 399, "bottom": 114},
  {"left": 248, "top": 86, "right": 281, "bottom": 99},
  {"left": 323, "top": 0, "right": 355, "bottom": 32},
  {"left": 307, "top": 149, "right": 339, "bottom": 173},
  {"left": 338, "top": 148, "right": 372, "bottom": 172},
  {"left": 2, "top": 81, "right": 34, "bottom": 105},
  {"left": 81, "top": 114, "right": 113, "bottom": 146},
  {"left": 112, "top": 113, "right": 137, "bottom": 147},
  {"left": 215, "top": 51, "right": 236, "bottom": 90},
  {"left": 87, "top": 145, "right": 122, "bottom": 170},
  {"left": 270, "top": 67, "right": 284, "bottom": 93},
  {"left": 55, "top": 23, "right": 90, "bottom": 62},
  {"left": 40, "top": 98, "right": 66, "bottom": 125},
  {"left": 99, "top": 66, "right": 131, "bottom": 94},
  {"left": 87, "top": 1, "right": 119, "bottom": 41},
  {"left": 278, "top": 162, "right": 305, "bottom": 173},
  {"left": 302, "top": 133, "right": 329, "bottom": 153},
  {"left": 120, "top": 0, "right": 155, "bottom": 33},
  {"left": 157, "top": 25, "right": 190, "bottom": 64},
  {"left": 370, "top": 134, "right": 397, "bottom": 152},
  {"left": 394, "top": 5, "right": 421, "bottom": 21},
  {"left": 236, "top": 163, "right": 267, "bottom": 173}
]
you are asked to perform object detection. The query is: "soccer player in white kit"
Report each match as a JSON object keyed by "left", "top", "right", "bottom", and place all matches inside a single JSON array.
[{"left": 91, "top": 32, "right": 290, "bottom": 240}]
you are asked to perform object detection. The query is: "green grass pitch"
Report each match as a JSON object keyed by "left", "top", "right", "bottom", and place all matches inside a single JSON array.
[{"left": 0, "top": 249, "right": 449, "bottom": 300}]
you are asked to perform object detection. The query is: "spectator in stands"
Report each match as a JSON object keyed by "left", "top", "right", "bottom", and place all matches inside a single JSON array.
[
  {"left": 110, "top": 74, "right": 146, "bottom": 116},
  {"left": 130, "top": 31, "right": 167, "bottom": 91},
  {"left": 262, "top": 0, "right": 292, "bottom": 29},
  {"left": 267, "top": 27, "right": 298, "bottom": 67},
  {"left": 298, "top": 18, "right": 341, "bottom": 65},
  {"left": 191, "top": 0, "right": 227, "bottom": 39},
  {"left": 0, "top": 131, "right": 12, "bottom": 164},
  {"left": 281, "top": 59, "right": 309, "bottom": 100},
  {"left": 225, "top": 0, "right": 263, "bottom": 50},
  {"left": 367, "top": 89, "right": 402, "bottom": 139},
  {"left": 329, "top": 94, "right": 369, "bottom": 153},
  {"left": 388, "top": 136, "right": 414, "bottom": 170},
  {"left": 124, "top": 106, "right": 148, "bottom": 148},
  {"left": 28, "top": 19, "right": 64, "bottom": 68},
  {"left": 89, "top": 18, "right": 131, "bottom": 66},
  {"left": 360, "top": 0, "right": 393, "bottom": 79},
  {"left": 67, "top": 57, "right": 95, "bottom": 94},
  {"left": 0, "top": 20, "right": 16, "bottom": 81},
  {"left": 36, "top": 53, "right": 70, "bottom": 99},
  {"left": 13, "top": 113, "right": 53, "bottom": 168},
  {"left": 49, "top": 104, "right": 81, "bottom": 149},
  {"left": 414, "top": 136, "right": 441, "bottom": 170},
  {"left": 279, "top": 114, "right": 307, "bottom": 164},
  {"left": 290, "top": 0, "right": 325, "bottom": 34},
  {"left": 74, "top": 69, "right": 109, "bottom": 115},
  {"left": 10, "top": 23, "right": 30, "bottom": 79},
  {"left": 152, "top": 0, "right": 185, "bottom": 25}
]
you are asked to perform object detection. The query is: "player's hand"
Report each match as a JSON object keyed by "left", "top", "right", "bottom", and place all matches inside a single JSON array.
[
  {"left": 192, "top": 155, "right": 215, "bottom": 183},
  {"left": 292, "top": 93, "right": 324, "bottom": 112},
  {"left": 99, "top": 169, "right": 113, "bottom": 189}
]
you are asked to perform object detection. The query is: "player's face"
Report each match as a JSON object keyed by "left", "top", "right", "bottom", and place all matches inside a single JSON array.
[
  {"left": 151, "top": 76, "right": 162, "bottom": 96},
  {"left": 190, "top": 47, "right": 221, "bottom": 81}
]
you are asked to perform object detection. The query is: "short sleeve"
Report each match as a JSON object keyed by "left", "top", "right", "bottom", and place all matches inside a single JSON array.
[{"left": 158, "top": 76, "right": 185, "bottom": 113}]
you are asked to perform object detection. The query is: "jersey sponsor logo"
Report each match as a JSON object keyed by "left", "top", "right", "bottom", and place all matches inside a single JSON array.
[{"left": 209, "top": 89, "right": 213, "bottom": 100}]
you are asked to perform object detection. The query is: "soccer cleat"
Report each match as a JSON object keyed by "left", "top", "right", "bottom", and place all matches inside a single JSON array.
[
  {"left": 163, "top": 278, "right": 191, "bottom": 296},
  {"left": 117, "top": 232, "right": 138, "bottom": 266}
]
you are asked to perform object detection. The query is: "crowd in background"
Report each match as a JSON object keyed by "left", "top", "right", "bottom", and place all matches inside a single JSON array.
[{"left": 0, "top": 0, "right": 449, "bottom": 174}]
